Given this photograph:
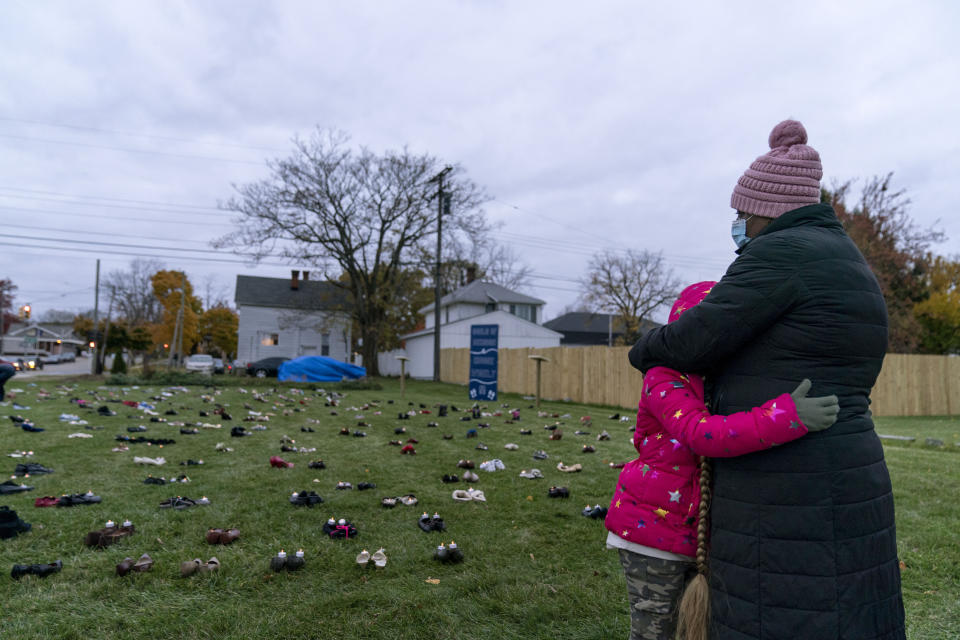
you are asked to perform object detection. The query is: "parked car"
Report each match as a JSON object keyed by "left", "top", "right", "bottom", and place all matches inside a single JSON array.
[
  {"left": 40, "top": 354, "right": 61, "bottom": 365},
  {"left": 245, "top": 357, "right": 289, "bottom": 378},
  {"left": 212, "top": 358, "right": 226, "bottom": 375},
  {"left": 184, "top": 354, "right": 215, "bottom": 374},
  {"left": 59, "top": 352, "right": 76, "bottom": 363}
]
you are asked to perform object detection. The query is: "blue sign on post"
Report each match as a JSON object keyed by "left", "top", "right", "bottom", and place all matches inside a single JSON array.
[{"left": 469, "top": 324, "right": 498, "bottom": 401}]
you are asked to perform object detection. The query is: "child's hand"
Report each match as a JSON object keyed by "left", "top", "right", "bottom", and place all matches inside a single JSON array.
[{"left": 790, "top": 379, "right": 839, "bottom": 431}]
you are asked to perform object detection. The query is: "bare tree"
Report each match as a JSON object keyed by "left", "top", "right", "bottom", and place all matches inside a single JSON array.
[
  {"left": 214, "top": 128, "right": 490, "bottom": 374},
  {"left": 200, "top": 274, "right": 231, "bottom": 310},
  {"left": 579, "top": 249, "right": 681, "bottom": 345},
  {"left": 102, "top": 258, "right": 165, "bottom": 328},
  {"left": 474, "top": 244, "right": 533, "bottom": 292}
]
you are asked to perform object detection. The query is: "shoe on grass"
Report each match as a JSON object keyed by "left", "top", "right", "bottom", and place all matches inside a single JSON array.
[
  {"left": 456, "top": 460, "right": 475, "bottom": 469},
  {"left": 132, "top": 553, "right": 153, "bottom": 572},
  {"left": 518, "top": 469, "right": 543, "bottom": 479},
  {"left": 356, "top": 549, "right": 370, "bottom": 567},
  {"left": 357, "top": 482, "right": 376, "bottom": 491},
  {"left": 582, "top": 445, "right": 596, "bottom": 453},
  {"left": 442, "top": 474, "right": 459, "bottom": 484},
  {"left": 451, "top": 489, "right": 472, "bottom": 502},
  {"left": 371, "top": 548, "right": 387, "bottom": 569},
  {"left": 380, "top": 497, "right": 397, "bottom": 508},
  {"left": 180, "top": 558, "right": 202, "bottom": 577},
  {"left": 1, "top": 480, "right": 33, "bottom": 495},
  {"left": 0, "top": 506, "right": 31, "bottom": 539},
  {"left": 548, "top": 486, "right": 570, "bottom": 498},
  {"left": 557, "top": 462, "right": 582, "bottom": 473},
  {"left": 462, "top": 470, "right": 479, "bottom": 482},
  {"left": 504, "top": 443, "right": 519, "bottom": 450}
]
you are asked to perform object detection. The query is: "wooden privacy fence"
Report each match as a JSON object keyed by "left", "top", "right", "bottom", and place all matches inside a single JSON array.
[{"left": 439, "top": 347, "right": 960, "bottom": 417}]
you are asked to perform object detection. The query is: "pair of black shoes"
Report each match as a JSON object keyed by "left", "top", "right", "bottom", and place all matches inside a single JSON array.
[
  {"left": 289, "top": 491, "right": 323, "bottom": 507},
  {"left": 180, "top": 428, "right": 198, "bottom": 435},
  {"left": 442, "top": 474, "right": 459, "bottom": 484},
  {"left": 397, "top": 413, "right": 410, "bottom": 420},
  {"left": 418, "top": 513, "right": 446, "bottom": 532},
  {"left": 323, "top": 519, "right": 357, "bottom": 538},
  {"left": 11, "top": 559, "right": 61, "bottom": 580},
  {"left": 308, "top": 460, "right": 326, "bottom": 470},
  {"left": 97, "top": 406, "right": 116, "bottom": 416},
  {"left": 127, "top": 426, "right": 147, "bottom": 433},
  {"left": 582, "top": 504, "right": 608, "bottom": 519},
  {"left": 0, "top": 480, "right": 33, "bottom": 494},
  {"left": 14, "top": 463, "right": 54, "bottom": 476},
  {"left": 57, "top": 493, "right": 102, "bottom": 507},
  {"left": 548, "top": 486, "right": 570, "bottom": 499},
  {"left": 21, "top": 423, "right": 44, "bottom": 432},
  {"left": 0, "top": 506, "right": 31, "bottom": 539},
  {"left": 433, "top": 543, "right": 464, "bottom": 564},
  {"left": 357, "top": 482, "right": 376, "bottom": 491},
  {"left": 230, "top": 426, "right": 250, "bottom": 437},
  {"left": 300, "top": 427, "right": 315, "bottom": 433}
]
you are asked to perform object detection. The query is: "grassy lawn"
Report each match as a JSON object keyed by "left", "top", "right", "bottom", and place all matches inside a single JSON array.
[{"left": 0, "top": 376, "right": 956, "bottom": 639}]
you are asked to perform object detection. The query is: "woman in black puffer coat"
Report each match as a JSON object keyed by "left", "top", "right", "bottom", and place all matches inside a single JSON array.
[{"left": 629, "top": 120, "right": 905, "bottom": 640}]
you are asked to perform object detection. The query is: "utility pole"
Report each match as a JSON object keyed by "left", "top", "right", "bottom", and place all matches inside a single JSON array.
[
  {"left": 99, "top": 292, "right": 115, "bottom": 374},
  {"left": 176, "top": 272, "right": 186, "bottom": 368},
  {"left": 90, "top": 259, "right": 100, "bottom": 374},
  {"left": 428, "top": 166, "right": 452, "bottom": 382}
]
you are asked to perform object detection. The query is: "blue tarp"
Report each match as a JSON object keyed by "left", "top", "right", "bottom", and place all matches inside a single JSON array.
[{"left": 277, "top": 356, "right": 366, "bottom": 382}]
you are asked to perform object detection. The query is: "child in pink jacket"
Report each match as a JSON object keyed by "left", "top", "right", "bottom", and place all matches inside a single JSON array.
[{"left": 605, "top": 281, "right": 839, "bottom": 640}]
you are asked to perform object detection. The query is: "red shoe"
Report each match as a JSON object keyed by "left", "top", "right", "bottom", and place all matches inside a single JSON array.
[
  {"left": 400, "top": 445, "right": 416, "bottom": 455},
  {"left": 269, "top": 456, "right": 294, "bottom": 469},
  {"left": 34, "top": 496, "right": 59, "bottom": 507}
]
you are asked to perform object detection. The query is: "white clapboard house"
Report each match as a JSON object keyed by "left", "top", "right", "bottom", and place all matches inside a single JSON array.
[
  {"left": 235, "top": 271, "right": 352, "bottom": 365},
  {"left": 380, "top": 280, "right": 561, "bottom": 379}
]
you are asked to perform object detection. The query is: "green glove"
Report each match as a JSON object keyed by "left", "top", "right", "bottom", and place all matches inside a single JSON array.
[{"left": 790, "top": 379, "right": 840, "bottom": 432}]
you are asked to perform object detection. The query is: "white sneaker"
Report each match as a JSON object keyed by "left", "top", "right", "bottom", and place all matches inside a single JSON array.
[
  {"left": 519, "top": 469, "right": 543, "bottom": 479},
  {"left": 467, "top": 488, "right": 486, "bottom": 502},
  {"left": 451, "top": 489, "right": 472, "bottom": 502},
  {"left": 504, "top": 443, "right": 519, "bottom": 450}
]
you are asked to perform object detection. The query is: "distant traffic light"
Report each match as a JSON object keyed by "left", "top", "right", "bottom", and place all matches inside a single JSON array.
[{"left": 23, "top": 304, "right": 31, "bottom": 319}]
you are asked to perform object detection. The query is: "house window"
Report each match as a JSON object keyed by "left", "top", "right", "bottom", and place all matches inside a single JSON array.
[
  {"left": 485, "top": 303, "right": 496, "bottom": 313},
  {"left": 261, "top": 333, "right": 279, "bottom": 346},
  {"left": 321, "top": 333, "right": 330, "bottom": 356},
  {"left": 512, "top": 304, "right": 532, "bottom": 322}
]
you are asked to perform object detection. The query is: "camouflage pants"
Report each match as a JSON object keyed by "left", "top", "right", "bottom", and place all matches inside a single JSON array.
[{"left": 618, "top": 549, "right": 696, "bottom": 640}]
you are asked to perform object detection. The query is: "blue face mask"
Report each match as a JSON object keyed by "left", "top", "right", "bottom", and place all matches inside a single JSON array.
[{"left": 731, "top": 216, "right": 752, "bottom": 248}]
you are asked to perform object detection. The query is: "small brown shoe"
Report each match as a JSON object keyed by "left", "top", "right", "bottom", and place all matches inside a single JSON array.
[
  {"left": 219, "top": 528, "right": 240, "bottom": 544},
  {"left": 206, "top": 528, "right": 224, "bottom": 544},
  {"left": 199, "top": 557, "right": 220, "bottom": 573},
  {"left": 116, "top": 556, "right": 135, "bottom": 576},
  {"left": 132, "top": 553, "right": 153, "bottom": 572},
  {"left": 180, "top": 558, "right": 202, "bottom": 577}
]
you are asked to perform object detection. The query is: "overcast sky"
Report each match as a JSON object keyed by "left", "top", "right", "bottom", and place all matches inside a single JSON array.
[{"left": 1, "top": 1, "right": 957, "bottom": 327}]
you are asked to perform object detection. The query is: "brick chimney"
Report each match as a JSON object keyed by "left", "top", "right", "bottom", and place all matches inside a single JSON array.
[
  {"left": 466, "top": 265, "right": 477, "bottom": 284},
  {"left": 302, "top": 271, "right": 309, "bottom": 281},
  {"left": 290, "top": 270, "right": 300, "bottom": 290}
]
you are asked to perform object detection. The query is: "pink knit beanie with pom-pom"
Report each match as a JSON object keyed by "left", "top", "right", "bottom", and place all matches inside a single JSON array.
[{"left": 730, "top": 119, "right": 823, "bottom": 219}]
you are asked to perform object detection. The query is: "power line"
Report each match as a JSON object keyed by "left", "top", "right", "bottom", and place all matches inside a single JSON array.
[
  {"left": 0, "top": 205, "right": 224, "bottom": 227},
  {"left": 0, "top": 192, "right": 233, "bottom": 217},
  {"left": 1, "top": 222, "right": 213, "bottom": 245},
  {"left": 0, "top": 116, "right": 288, "bottom": 154},
  {"left": 0, "top": 186, "right": 223, "bottom": 212},
  {"left": 0, "top": 240, "right": 289, "bottom": 267},
  {"left": 0, "top": 133, "right": 266, "bottom": 166}
]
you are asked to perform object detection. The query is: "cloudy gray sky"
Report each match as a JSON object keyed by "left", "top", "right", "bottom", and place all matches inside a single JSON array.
[{"left": 1, "top": 1, "right": 957, "bottom": 326}]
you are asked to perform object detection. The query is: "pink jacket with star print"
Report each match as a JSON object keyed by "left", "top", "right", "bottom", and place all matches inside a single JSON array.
[{"left": 604, "top": 366, "right": 808, "bottom": 557}]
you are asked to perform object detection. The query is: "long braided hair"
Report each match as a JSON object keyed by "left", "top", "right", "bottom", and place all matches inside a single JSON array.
[{"left": 675, "top": 455, "right": 712, "bottom": 640}]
